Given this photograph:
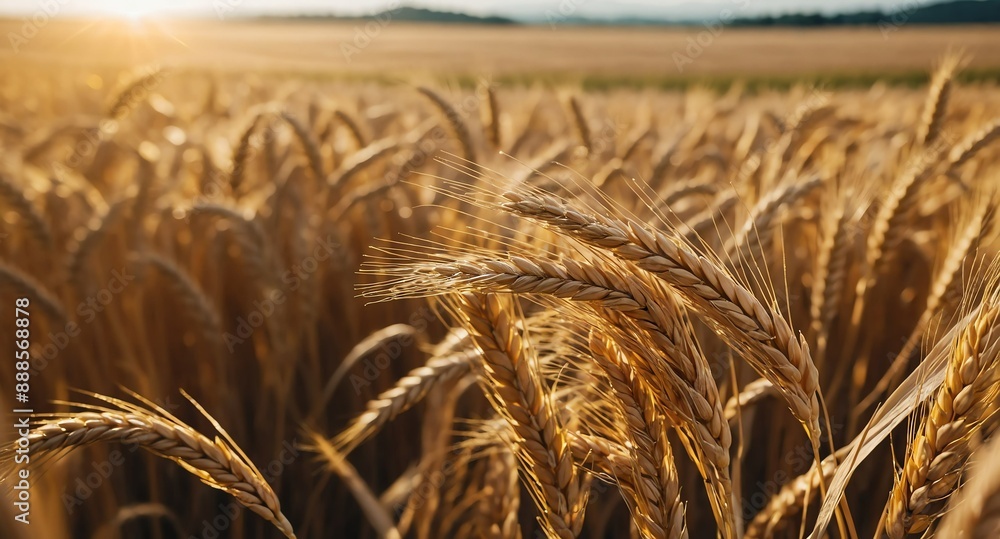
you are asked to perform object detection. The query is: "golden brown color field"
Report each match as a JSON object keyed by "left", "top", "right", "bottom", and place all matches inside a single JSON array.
[
  {"left": 1, "top": 18, "right": 1000, "bottom": 539},
  {"left": 2, "top": 19, "right": 1000, "bottom": 81}
]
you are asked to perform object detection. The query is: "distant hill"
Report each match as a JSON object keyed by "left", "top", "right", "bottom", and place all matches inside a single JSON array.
[
  {"left": 378, "top": 0, "right": 1000, "bottom": 26},
  {"left": 364, "top": 7, "right": 514, "bottom": 25},
  {"left": 258, "top": 0, "right": 999, "bottom": 26},
  {"left": 731, "top": 0, "right": 1000, "bottom": 26},
  {"left": 267, "top": 6, "right": 515, "bottom": 25}
]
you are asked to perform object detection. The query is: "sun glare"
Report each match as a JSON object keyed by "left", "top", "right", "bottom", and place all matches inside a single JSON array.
[{"left": 94, "top": 1, "right": 172, "bottom": 23}]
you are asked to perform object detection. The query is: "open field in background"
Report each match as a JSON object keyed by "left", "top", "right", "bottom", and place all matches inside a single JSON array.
[
  {"left": 2, "top": 20, "right": 1000, "bottom": 87},
  {"left": 2, "top": 13, "right": 1000, "bottom": 539}
]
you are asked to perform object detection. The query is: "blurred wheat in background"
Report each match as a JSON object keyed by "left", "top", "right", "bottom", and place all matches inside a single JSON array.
[{"left": 1, "top": 4, "right": 1000, "bottom": 538}]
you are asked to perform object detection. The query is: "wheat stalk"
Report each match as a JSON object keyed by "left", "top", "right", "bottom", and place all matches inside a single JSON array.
[
  {"left": 946, "top": 118, "right": 1000, "bottom": 173},
  {"left": 67, "top": 196, "right": 132, "bottom": 290}
]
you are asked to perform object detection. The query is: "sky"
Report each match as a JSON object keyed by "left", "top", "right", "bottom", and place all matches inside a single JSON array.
[{"left": 0, "top": 0, "right": 933, "bottom": 20}]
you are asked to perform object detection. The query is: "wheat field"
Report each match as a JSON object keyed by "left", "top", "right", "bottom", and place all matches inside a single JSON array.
[{"left": 1, "top": 51, "right": 1000, "bottom": 539}]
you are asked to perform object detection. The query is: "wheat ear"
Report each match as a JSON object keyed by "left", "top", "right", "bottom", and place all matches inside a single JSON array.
[
  {"left": 334, "top": 109, "right": 368, "bottom": 148},
  {"left": 883, "top": 295, "right": 1000, "bottom": 537},
  {"left": 376, "top": 253, "right": 734, "bottom": 480},
  {"left": 327, "top": 135, "right": 403, "bottom": 195},
  {"left": 417, "top": 86, "right": 477, "bottom": 171},
  {"left": 281, "top": 111, "right": 325, "bottom": 182},
  {"left": 67, "top": 196, "right": 131, "bottom": 290},
  {"left": 455, "top": 292, "right": 588, "bottom": 538},
  {"left": 0, "top": 173, "right": 53, "bottom": 249},
  {"left": 230, "top": 112, "right": 265, "bottom": 197},
  {"left": 566, "top": 95, "right": 593, "bottom": 154},
  {"left": 138, "top": 252, "right": 225, "bottom": 347},
  {"left": 809, "top": 192, "right": 855, "bottom": 367},
  {"left": 484, "top": 83, "right": 502, "bottom": 149},
  {"left": 946, "top": 118, "right": 1000, "bottom": 173},
  {"left": 332, "top": 349, "right": 474, "bottom": 454},
  {"left": 937, "top": 432, "right": 1000, "bottom": 538},
  {"left": 915, "top": 55, "right": 960, "bottom": 147},
  {"left": 371, "top": 245, "right": 735, "bottom": 533},
  {"left": 744, "top": 448, "right": 849, "bottom": 539},
  {"left": 0, "top": 260, "right": 68, "bottom": 324},
  {"left": 3, "top": 394, "right": 295, "bottom": 538},
  {"left": 589, "top": 332, "right": 688, "bottom": 539},
  {"left": 727, "top": 175, "right": 824, "bottom": 261},
  {"left": 107, "top": 66, "right": 162, "bottom": 120},
  {"left": 656, "top": 179, "right": 718, "bottom": 209},
  {"left": 190, "top": 201, "right": 273, "bottom": 287},
  {"left": 501, "top": 191, "right": 821, "bottom": 442},
  {"left": 682, "top": 191, "right": 740, "bottom": 244}
]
